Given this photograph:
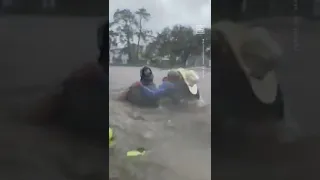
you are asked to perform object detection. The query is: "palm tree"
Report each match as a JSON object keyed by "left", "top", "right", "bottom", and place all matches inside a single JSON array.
[
  {"left": 113, "top": 9, "right": 138, "bottom": 63},
  {"left": 135, "top": 8, "right": 151, "bottom": 59}
]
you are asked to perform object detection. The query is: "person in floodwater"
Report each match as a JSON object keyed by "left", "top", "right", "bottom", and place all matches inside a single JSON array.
[
  {"left": 121, "top": 66, "right": 201, "bottom": 108},
  {"left": 120, "top": 66, "right": 158, "bottom": 107},
  {"left": 139, "top": 68, "right": 200, "bottom": 105}
]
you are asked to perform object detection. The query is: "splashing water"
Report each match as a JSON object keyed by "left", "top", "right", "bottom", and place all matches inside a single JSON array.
[{"left": 109, "top": 66, "right": 211, "bottom": 180}]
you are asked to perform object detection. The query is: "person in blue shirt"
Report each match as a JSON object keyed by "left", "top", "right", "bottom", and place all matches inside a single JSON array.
[
  {"left": 121, "top": 67, "right": 200, "bottom": 107},
  {"left": 139, "top": 70, "right": 177, "bottom": 98},
  {"left": 120, "top": 66, "right": 159, "bottom": 107},
  {"left": 139, "top": 69, "right": 200, "bottom": 105}
]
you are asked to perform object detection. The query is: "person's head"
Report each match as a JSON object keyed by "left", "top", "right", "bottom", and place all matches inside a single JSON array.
[
  {"left": 166, "top": 70, "right": 182, "bottom": 83},
  {"left": 140, "top": 66, "right": 154, "bottom": 84}
]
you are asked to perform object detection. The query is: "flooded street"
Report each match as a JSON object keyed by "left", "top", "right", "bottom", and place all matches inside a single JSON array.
[
  {"left": 1, "top": 15, "right": 320, "bottom": 179},
  {"left": 109, "top": 66, "right": 211, "bottom": 180}
]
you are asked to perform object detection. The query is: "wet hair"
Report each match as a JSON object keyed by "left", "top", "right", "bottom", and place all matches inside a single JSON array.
[{"left": 140, "top": 66, "right": 154, "bottom": 85}]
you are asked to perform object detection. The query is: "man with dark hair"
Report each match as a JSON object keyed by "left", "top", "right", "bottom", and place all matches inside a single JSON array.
[
  {"left": 140, "top": 66, "right": 155, "bottom": 86},
  {"left": 122, "top": 66, "right": 159, "bottom": 107}
]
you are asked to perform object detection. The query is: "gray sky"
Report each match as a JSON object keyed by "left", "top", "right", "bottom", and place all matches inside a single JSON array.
[{"left": 109, "top": 0, "right": 211, "bottom": 34}]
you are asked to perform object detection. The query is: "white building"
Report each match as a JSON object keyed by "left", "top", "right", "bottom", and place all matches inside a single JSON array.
[{"left": 109, "top": 48, "right": 128, "bottom": 64}]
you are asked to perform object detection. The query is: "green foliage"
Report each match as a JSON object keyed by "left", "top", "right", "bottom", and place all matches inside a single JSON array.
[{"left": 109, "top": 7, "right": 211, "bottom": 66}]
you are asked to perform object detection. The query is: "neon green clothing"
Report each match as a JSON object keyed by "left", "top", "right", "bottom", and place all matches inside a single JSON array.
[
  {"left": 109, "top": 128, "right": 115, "bottom": 147},
  {"left": 126, "top": 150, "right": 146, "bottom": 157}
]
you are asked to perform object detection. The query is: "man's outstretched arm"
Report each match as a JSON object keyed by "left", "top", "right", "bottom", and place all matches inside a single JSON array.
[{"left": 140, "top": 82, "right": 174, "bottom": 98}]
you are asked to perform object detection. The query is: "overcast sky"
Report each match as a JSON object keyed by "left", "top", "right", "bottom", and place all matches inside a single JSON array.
[{"left": 109, "top": 0, "right": 211, "bottom": 34}]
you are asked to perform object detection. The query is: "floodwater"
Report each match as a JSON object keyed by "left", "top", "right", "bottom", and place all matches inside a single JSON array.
[
  {"left": 108, "top": 18, "right": 320, "bottom": 180},
  {"left": 1, "top": 16, "right": 320, "bottom": 179},
  {"left": 109, "top": 66, "right": 212, "bottom": 180}
]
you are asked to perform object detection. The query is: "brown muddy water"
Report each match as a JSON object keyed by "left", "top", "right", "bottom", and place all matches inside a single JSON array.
[{"left": 109, "top": 66, "right": 211, "bottom": 180}]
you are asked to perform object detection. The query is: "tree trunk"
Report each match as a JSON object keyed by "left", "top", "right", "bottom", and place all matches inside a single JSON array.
[
  {"left": 181, "top": 49, "right": 191, "bottom": 67},
  {"left": 126, "top": 35, "right": 132, "bottom": 63},
  {"left": 136, "top": 18, "right": 142, "bottom": 60}
]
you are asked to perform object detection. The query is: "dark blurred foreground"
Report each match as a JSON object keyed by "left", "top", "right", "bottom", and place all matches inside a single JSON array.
[
  {"left": 212, "top": 16, "right": 320, "bottom": 179},
  {"left": 0, "top": 15, "right": 319, "bottom": 179},
  {"left": 0, "top": 16, "right": 108, "bottom": 180}
]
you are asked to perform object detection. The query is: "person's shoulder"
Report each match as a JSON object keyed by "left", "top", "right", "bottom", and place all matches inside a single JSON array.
[
  {"left": 128, "top": 82, "right": 143, "bottom": 97},
  {"left": 130, "top": 81, "right": 141, "bottom": 87}
]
